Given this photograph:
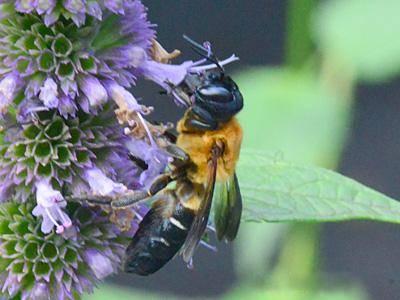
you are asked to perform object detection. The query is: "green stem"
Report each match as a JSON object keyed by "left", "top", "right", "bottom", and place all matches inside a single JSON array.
[
  {"left": 269, "top": 223, "right": 321, "bottom": 290},
  {"left": 285, "top": 0, "right": 316, "bottom": 68}
]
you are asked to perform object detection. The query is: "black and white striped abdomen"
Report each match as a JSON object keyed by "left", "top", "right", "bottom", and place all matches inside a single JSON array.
[{"left": 124, "top": 201, "right": 195, "bottom": 275}]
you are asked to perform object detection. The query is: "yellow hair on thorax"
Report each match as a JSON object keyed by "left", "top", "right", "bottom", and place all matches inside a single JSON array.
[{"left": 176, "top": 117, "right": 242, "bottom": 185}]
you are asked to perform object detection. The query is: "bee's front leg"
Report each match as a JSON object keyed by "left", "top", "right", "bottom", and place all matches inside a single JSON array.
[
  {"left": 110, "top": 172, "right": 180, "bottom": 209},
  {"left": 186, "top": 106, "right": 218, "bottom": 130},
  {"left": 165, "top": 144, "right": 189, "bottom": 162},
  {"left": 109, "top": 190, "right": 150, "bottom": 209},
  {"left": 65, "top": 194, "right": 114, "bottom": 207}
]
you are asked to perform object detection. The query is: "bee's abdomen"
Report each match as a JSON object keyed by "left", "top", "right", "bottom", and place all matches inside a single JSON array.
[{"left": 124, "top": 201, "right": 195, "bottom": 276}]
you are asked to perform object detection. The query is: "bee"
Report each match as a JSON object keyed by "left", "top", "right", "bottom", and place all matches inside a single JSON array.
[{"left": 68, "top": 36, "right": 243, "bottom": 275}]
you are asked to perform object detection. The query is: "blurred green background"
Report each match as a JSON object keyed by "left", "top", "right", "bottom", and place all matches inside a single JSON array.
[{"left": 85, "top": 1, "right": 400, "bottom": 299}]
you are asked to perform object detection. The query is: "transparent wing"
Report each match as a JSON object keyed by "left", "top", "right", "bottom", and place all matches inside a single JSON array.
[{"left": 213, "top": 173, "right": 242, "bottom": 241}]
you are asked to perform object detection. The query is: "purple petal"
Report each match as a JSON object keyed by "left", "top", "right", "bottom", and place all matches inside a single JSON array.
[
  {"left": 83, "top": 166, "right": 127, "bottom": 196},
  {"left": 104, "top": 0, "right": 124, "bottom": 14},
  {"left": 0, "top": 72, "right": 21, "bottom": 114},
  {"left": 36, "top": 0, "right": 56, "bottom": 14},
  {"left": 58, "top": 93, "right": 77, "bottom": 117},
  {"left": 63, "top": 0, "right": 86, "bottom": 14},
  {"left": 15, "top": 0, "right": 37, "bottom": 13},
  {"left": 34, "top": 179, "right": 72, "bottom": 234},
  {"left": 78, "top": 75, "right": 108, "bottom": 107},
  {"left": 125, "top": 139, "right": 169, "bottom": 188},
  {"left": 104, "top": 80, "right": 141, "bottom": 111},
  {"left": 86, "top": 1, "right": 102, "bottom": 19},
  {"left": 39, "top": 78, "right": 59, "bottom": 108},
  {"left": 84, "top": 249, "right": 114, "bottom": 279},
  {"left": 44, "top": 10, "right": 59, "bottom": 26},
  {"left": 29, "top": 282, "right": 50, "bottom": 300}
]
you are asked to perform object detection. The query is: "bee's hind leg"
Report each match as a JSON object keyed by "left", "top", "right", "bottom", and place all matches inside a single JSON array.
[
  {"left": 65, "top": 172, "right": 182, "bottom": 210},
  {"left": 111, "top": 172, "right": 180, "bottom": 209}
]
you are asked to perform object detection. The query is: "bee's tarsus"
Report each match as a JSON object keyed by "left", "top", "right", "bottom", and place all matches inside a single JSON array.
[
  {"left": 65, "top": 194, "right": 113, "bottom": 206},
  {"left": 149, "top": 176, "right": 171, "bottom": 196},
  {"left": 165, "top": 144, "right": 189, "bottom": 162},
  {"left": 110, "top": 190, "right": 150, "bottom": 209}
]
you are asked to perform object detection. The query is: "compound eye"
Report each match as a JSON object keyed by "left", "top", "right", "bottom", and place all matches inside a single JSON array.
[{"left": 197, "top": 85, "right": 232, "bottom": 103}]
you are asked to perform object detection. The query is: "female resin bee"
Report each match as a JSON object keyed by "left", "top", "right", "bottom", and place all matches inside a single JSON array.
[{"left": 69, "top": 36, "right": 243, "bottom": 275}]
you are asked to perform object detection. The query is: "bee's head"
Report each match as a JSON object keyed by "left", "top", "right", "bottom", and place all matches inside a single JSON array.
[
  {"left": 183, "top": 35, "right": 243, "bottom": 129},
  {"left": 194, "top": 73, "right": 243, "bottom": 122}
]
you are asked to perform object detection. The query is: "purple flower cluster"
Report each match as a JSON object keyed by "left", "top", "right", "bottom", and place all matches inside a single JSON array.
[
  {"left": 1, "top": 0, "right": 134, "bottom": 26},
  {"left": 0, "top": 0, "right": 175, "bottom": 298},
  {"left": 0, "top": 202, "right": 146, "bottom": 299},
  {"left": 0, "top": 0, "right": 155, "bottom": 120}
]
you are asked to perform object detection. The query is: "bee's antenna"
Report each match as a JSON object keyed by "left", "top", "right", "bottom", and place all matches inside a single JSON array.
[
  {"left": 183, "top": 34, "right": 209, "bottom": 54},
  {"left": 183, "top": 34, "right": 225, "bottom": 75}
]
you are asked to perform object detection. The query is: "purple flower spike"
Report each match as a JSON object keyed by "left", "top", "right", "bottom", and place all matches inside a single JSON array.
[
  {"left": 0, "top": 202, "right": 135, "bottom": 299},
  {"left": 0, "top": 0, "right": 199, "bottom": 298},
  {"left": 32, "top": 179, "right": 72, "bottom": 234},
  {"left": 0, "top": 0, "right": 155, "bottom": 115}
]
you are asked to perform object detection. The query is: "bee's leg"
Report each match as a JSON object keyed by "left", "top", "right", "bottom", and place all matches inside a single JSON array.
[
  {"left": 165, "top": 144, "right": 189, "bottom": 162},
  {"left": 111, "top": 173, "right": 180, "bottom": 209},
  {"left": 110, "top": 190, "right": 151, "bottom": 209},
  {"left": 186, "top": 106, "right": 218, "bottom": 130},
  {"left": 65, "top": 194, "right": 114, "bottom": 206}
]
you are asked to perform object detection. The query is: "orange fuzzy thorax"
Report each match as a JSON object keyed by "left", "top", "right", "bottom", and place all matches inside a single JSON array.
[{"left": 176, "top": 117, "right": 242, "bottom": 185}]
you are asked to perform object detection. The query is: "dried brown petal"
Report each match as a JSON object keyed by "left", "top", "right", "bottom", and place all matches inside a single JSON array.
[{"left": 151, "top": 40, "right": 181, "bottom": 63}]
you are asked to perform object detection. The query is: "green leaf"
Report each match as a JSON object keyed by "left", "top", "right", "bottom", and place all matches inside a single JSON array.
[
  {"left": 314, "top": 0, "right": 400, "bottom": 82},
  {"left": 239, "top": 149, "right": 400, "bottom": 224}
]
